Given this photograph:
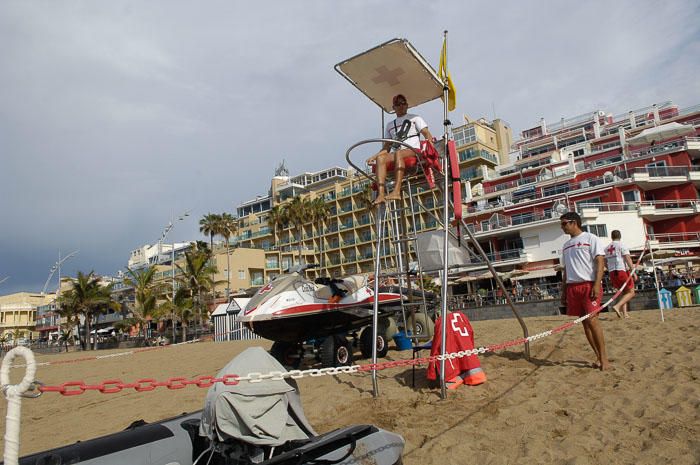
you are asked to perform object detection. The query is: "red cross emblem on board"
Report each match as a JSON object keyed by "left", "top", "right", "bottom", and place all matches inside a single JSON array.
[{"left": 258, "top": 283, "right": 273, "bottom": 295}]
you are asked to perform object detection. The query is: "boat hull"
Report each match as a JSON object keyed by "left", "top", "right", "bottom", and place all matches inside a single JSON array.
[{"left": 245, "top": 300, "right": 402, "bottom": 342}]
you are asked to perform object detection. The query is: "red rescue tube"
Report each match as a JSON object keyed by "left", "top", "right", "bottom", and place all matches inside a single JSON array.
[{"left": 447, "top": 139, "right": 462, "bottom": 222}]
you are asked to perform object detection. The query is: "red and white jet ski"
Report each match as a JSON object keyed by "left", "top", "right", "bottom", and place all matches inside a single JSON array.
[{"left": 239, "top": 265, "right": 403, "bottom": 344}]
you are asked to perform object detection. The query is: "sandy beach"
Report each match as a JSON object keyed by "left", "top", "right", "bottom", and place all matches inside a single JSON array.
[{"left": 2, "top": 307, "right": 698, "bottom": 464}]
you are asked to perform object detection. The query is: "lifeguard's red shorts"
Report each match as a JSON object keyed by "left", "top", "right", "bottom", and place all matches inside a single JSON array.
[
  {"left": 566, "top": 282, "right": 601, "bottom": 317},
  {"left": 610, "top": 270, "right": 630, "bottom": 289}
]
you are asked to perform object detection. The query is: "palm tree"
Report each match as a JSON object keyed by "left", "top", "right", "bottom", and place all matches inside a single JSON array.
[
  {"left": 309, "top": 197, "right": 331, "bottom": 274},
  {"left": 356, "top": 183, "right": 375, "bottom": 219},
  {"left": 123, "top": 266, "right": 164, "bottom": 341},
  {"left": 57, "top": 328, "right": 74, "bottom": 353},
  {"left": 268, "top": 205, "right": 288, "bottom": 271},
  {"left": 199, "top": 213, "right": 222, "bottom": 251},
  {"left": 176, "top": 246, "right": 219, "bottom": 337},
  {"left": 58, "top": 271, "right": 116, "bottom": 351},
  {"left": 56, "top": 302, "right": 81, "bottom": 352},
  {"left": 284, "top": 196, "right": 311, "bottom": 266},
  {"left": 159, "top": 287, "right": 194, "bottom": 342},
  {"left": 218, "top": 212, "right": 238, "bottom": 300}
]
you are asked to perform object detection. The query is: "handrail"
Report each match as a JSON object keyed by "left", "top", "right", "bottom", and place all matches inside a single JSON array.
[{"left": 344, "top": 138, "right": 422, "bottom": 185}]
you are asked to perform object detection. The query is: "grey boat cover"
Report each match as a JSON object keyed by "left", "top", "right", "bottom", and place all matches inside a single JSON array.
[{"left": 199, "top": 347, "right": 317, "bottom": 446}]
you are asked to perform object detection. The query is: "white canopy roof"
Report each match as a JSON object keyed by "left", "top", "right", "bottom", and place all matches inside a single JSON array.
[
  {"left": 211, "top": 298, "right": 252, "bottom": 317},
  {"left": 512, "top": 268, "right": 557, "bottom": 281},
  {"left": 626, "top": 122, "right": 695, "bottom": 145},
  {"left": 335, "top": 38, "right": 444, "bottom": 113}
]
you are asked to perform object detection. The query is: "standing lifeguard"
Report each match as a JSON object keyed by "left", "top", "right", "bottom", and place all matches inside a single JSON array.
[
  {"left": 560, "top": 212, "right": 610, "bottom": 371},
  {"left": 366, "top": 94, "right": 434, "bottom": 204},
  {"left": 605, "top": 230, "right": 636, "bottom": 318}
]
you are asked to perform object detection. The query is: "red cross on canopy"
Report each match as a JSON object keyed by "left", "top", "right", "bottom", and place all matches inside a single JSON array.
[{"left": 371, "top": 65, "right": 405, "bottom": 86}]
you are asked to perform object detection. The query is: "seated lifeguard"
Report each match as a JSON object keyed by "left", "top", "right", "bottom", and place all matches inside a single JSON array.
[{"left": 366, "top": 94, "right": 434, "bottom": 205}]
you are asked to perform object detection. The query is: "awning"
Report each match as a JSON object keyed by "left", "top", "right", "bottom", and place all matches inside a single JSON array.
[
  {"left": 211, "top": 298, "right": 252, "bottom": 316},
  {"left": 626, "top": 122, "right": 695, "bottom": 145},
  {"left": 512, "top": 268, "right": 557, "bottom": 281}
]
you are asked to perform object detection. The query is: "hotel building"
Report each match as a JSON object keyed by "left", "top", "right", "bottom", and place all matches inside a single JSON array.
[
  {"left": 461, "top": 100, "right": 700, "bottom": 280},
  {"left": 235, "top": 117, "right": 513, "bottom": 281}
]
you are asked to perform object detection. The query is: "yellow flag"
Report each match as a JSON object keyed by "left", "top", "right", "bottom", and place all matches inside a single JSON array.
[{"left": 438, "top": 38, "right": 456, "bottom": 111}]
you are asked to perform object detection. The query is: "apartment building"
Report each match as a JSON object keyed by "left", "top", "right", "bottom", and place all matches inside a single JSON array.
[
  {"left": 462, "top": 100, "right": 700, "bottom": 279},
  {"left": 0, "top": 292, "right": 54, "bottom": 341}
]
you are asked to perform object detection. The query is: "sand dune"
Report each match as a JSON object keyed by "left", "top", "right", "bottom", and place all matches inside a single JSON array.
[{"left": 2, "top": 307, "right": 698, "bottom": 464}]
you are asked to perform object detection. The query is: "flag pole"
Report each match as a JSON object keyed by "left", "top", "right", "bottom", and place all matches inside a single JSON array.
[{"left": 439, "top": 29, "right": 450, "bottom": 400}]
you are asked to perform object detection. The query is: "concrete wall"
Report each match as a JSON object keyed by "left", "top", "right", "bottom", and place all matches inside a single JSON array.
[{"left": 453, "top": 289, "right": 678, "bottom": 322}]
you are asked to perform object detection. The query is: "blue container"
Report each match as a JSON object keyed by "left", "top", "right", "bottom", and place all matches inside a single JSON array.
[{"left": 393, "top": 331, "right": 412, "bottom": 351}]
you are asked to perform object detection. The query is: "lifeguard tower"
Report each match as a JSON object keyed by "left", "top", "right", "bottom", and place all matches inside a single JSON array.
[{"left": 336, "top": 36, "right": 531, "bottom": 398}]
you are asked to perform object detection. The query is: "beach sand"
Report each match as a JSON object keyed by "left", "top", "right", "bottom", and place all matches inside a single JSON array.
[{"left": 2, "top": 307, "right": 698, "bottom": 464}]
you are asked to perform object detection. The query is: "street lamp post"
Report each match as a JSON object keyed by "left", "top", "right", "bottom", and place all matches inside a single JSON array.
[{"left": 158, "top": 211, "right": 190, "bottom": 343}]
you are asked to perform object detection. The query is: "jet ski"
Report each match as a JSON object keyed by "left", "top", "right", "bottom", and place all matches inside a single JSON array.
[
  {"left": 239, "top": 265, "right": 403, "bottom": 344},
  {"left": 7, "top": 347, "right": 404, "bottom": 465}
]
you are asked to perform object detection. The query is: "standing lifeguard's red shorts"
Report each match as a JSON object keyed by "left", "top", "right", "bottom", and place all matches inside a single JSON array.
[
  {"left": 609, "top": 270, "right": 630, "bottom": 289},
  {"left": 566, "top": 282, "right": 601, "bottom": 317}
]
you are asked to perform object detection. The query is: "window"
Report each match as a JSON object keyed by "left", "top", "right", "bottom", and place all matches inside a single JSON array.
[
  {"left": 583, "top": 224, "right": 607, "bottom": 237},
  {"left": 238, "top": 270, "right": 245, "bottom": 279},
  {"left": 453, "top": 126, "right": 476, "bottom": 147},
  {"left": 622, "top": 190, "right": 640, "bottom": 203}
]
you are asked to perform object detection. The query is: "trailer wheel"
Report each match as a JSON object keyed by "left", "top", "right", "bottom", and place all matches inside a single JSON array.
[
  {"left": 270, "top": 341, "right": 301, "bottom": 369},
  {"left": 409, "top": 313, "right": 435, "bottom": 338},
  {"left": 384, "top": 316, "right": 398, "bottom": 340},
  {"left": 320, "top": 336, "right": 353, "bottom": 368},
  {"left": 359, "top": 326, "right": 389, "bottom": 359}
]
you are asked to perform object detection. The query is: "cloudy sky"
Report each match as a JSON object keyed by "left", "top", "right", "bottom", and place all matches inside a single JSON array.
[{"left": 1, "top": 1, "right": 699, "bottom": 294}]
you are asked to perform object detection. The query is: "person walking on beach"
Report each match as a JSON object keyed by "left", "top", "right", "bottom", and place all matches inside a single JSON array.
[
  {"left": 559, "top": 212, "right": 610, "bottom": 371},
  {"left": 605, "top": 230, "right": 636, "bottom": 318},
  {"left": 366, "top": 94, "right": 434, "bottom": 204}
]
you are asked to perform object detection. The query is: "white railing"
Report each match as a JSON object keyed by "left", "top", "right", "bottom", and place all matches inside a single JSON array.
[
  {"left": 650, "top": 232, "right": 700, "bottom": 243},
  {"left": 578, "top": 200, "right": 698, "bottom": 214}
]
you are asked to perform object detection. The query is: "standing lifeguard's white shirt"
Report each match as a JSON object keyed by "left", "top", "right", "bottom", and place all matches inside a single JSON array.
[
  {"left": 604, "top": 241, "right": 630, "bottom": 271},
  {"left": 385, "top": 114, "right": 427, "bottom": 150},
  {"left": 562, "top": 231, "right": 605, "bottom": 283}
]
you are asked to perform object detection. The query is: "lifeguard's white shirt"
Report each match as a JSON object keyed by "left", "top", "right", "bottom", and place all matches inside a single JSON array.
[
  {"left": 562, "top": 231, "right": 605, "bottom": 283},
  {"left": 385, "top": 114, "right": 427, "bottom": 150},
  {"left": 604, "top": 240, "right": 630, "bottom": 271}
]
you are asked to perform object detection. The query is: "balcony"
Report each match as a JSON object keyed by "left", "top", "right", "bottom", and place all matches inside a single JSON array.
[
  {"left": 458, "top": 147, "right": 498, "bottom": 165},
  {"left": 627, "top": 138, "right": 686, "bottom": 160},
  {"left": 627, "top": 165, "right": 700, "bottom": 189},
  {"left": 357, "top": 234, "right": 375, "bottom": 244},
  {"left": 469, "top": 210, "right": 557, "bottom": 238},
  {"left": 687, "top": 137, "right": 700, "bottom": 157},
  {"left": 577, "top": 200, "right": 699, "bottom": 222},
  {"left": 648, "top": 232, "right": 700, "bottom": 250}
]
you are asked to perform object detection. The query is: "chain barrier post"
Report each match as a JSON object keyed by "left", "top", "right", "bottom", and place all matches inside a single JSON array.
[{"left": 1, "top": 346, "right": 38, "bottom": 465}]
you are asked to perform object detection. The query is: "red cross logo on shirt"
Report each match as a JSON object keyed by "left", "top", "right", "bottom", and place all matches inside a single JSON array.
[{"left": 606, "top": 244, "right": 616, "bottom": 255}]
